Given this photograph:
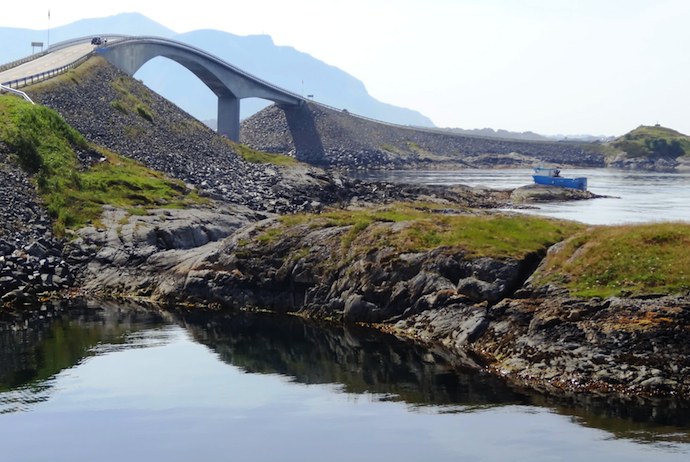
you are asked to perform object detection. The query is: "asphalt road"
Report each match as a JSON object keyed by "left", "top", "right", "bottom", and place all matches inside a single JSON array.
[{"left": 0, "top": 42, "right": 95, "bottom": 85}]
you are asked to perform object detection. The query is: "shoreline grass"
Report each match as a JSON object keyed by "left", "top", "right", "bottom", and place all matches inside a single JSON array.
[
  {"left": 277, "top": 204, "right": 584, "bottom": 259},
  {"left": 0, "top": 96, "right": 204, "bottom": 236},
  {"left": 532, "top": 222, "right": 690, "bottom": 297}
]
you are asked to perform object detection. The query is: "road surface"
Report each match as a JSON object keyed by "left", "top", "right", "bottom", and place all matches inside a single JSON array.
[{"left": 0, "top": 42, "right": 95, "bottom": 85}]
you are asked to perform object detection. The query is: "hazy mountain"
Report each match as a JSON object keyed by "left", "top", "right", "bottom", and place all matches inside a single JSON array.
[
  {"left": 0, "top": 13, "right": 174, "bottom": 61},
  {"left": 443, "top": 127, "right": 550, "bottom": 141},
  {"left": 0, "top": 13, "right": 433, "bottom": 127},
  {"left": 442, "top": 127, "right": 613, "bottom": 143}
]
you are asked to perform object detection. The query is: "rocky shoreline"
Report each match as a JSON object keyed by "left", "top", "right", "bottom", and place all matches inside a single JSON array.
[
  {"left": 1, "top": 57, "right": 688, "bottom": 407},
  {"left": 37, "top": 192, "right": 683, "bottom": 401}
]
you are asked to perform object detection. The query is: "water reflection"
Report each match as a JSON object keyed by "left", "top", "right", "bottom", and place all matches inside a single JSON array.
[
  {"left": 172, "top": 309, "right": 690, "bottom": 443},
  {"left": 0, "top": 302, "right": 689, "bottom": 449},
  {"left": 0, "top": 302, "right": 166, "bottom": 413},
  {"left": 173, "top": 309, "right": 527, "bottom": 408}
]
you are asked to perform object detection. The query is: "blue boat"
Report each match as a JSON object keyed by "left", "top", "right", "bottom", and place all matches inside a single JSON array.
[{"left": 532, "top": 167, "right": 587, "bottom": 190}]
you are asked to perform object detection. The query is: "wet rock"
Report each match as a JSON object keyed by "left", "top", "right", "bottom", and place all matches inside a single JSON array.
[
  {"left": 510, "top": 184, "right": 601, "bottom": 203},
  {"left": 343, "top": 294, "right": 380, "bottom": 322},
  {"left": 473, "top": 293, "right": 690, "bottom": 399}
]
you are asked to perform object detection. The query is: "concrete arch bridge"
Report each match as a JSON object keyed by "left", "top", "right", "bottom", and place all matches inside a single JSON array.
[{"left": 96, "top": 36, "right": 305, "bottom": 140}]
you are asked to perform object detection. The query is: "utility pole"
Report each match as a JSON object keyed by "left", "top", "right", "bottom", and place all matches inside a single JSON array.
[{"left": 47, "top": 9, "right": 50, "bottom": 47}]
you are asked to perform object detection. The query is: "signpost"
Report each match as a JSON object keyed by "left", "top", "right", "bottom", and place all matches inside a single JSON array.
[{"left": 31, "top": 42, "right": 44, "bottom": 54}]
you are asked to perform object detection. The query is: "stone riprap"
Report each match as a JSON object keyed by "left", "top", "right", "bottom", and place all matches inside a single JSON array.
[
  {"left": 241, "top": 104, "right": 607, "bottom": 169},
  {"left": 0, "top": 143, "right": 74, "bottom": 304}
]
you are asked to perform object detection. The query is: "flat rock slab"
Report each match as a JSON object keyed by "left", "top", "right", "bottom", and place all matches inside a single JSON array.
[{"left": 510, "top": 184, "right": 606, "bottom": 203}]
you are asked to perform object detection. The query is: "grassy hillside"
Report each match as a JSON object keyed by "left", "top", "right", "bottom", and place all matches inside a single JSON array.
[
  {"left": 0, "top": 96, "right": 203, "bottom": 235},
  {"left": 532, "top": 222, "right": 690, "bottom": 297},
  {"left": 609, "top": 125, "right": 690, "bottom": 158}
]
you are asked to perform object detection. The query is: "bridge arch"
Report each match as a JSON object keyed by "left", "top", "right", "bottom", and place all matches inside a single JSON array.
[{"left": 96, "top": 37, "right": 303, "bottom": 140}]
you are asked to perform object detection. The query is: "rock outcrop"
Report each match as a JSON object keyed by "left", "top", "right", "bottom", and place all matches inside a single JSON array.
[
  {"left": 66, "top": 203, "right": 260, "bottom": 298},
  {"left": 145, "top": 213, "right": 548, "bottom": 323},
  {"left": 510, "top": 184, "right": 603, "bottom": 203}
]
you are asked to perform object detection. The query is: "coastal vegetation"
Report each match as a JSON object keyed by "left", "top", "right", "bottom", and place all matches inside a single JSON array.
[
  {"left": 231, "top": 142, "right": 298, "bottom": 166},
  {"left": 608, "top": 125, "right": 690, "bottom": 159},
  {"left": 111, "top": 76, "right": 156, "bottom": 122},
  {"left": 0, "top": 96, "right": 202, "bottom": 235},
  {"left": 276, "top": 204, "right": 584, "bottom": 259},
  {"left": 532, "top": 222, "right": 690, "bottom": 297}
]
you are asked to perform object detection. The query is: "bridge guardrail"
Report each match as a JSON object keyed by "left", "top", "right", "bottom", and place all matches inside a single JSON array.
[
  {"left": 1, "top": 53, "right": 93, "bottom": 89},
  {"left": 0, "top": 50, "right": 51, "bottom": 73},
  {"left": 0, "top": 35, "right": 128, "bottom": 74},
  {"left": 0, "top": 83, "right": 34, "bottom": 104}
]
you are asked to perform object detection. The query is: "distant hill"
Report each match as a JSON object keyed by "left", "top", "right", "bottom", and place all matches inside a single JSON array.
[
  {"left": 443, "top": 127, "right": 550, "bottom": 142},
  {"left": 601, "top": 125, "right": 690, "bottom": 171},
  {"left": 441, "top": 127, "right": 612, "bottom": 143},
  {"left": 610, "top": 125, "right": 690, "bottom": 158},
  {"left": 0, "top": 13, "right": 433, "bottom": 127}
]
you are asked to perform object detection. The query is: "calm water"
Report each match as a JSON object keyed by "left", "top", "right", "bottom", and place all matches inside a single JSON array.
[
  {"left": 352, "top": 168, "right": 690, "bottom": 225},
  {"left": 1, "top": 303, "right": 689, "bottom": 461}
]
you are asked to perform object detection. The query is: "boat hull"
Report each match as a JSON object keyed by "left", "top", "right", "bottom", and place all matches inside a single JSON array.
[{"left": 533, "top": 175, "right": 587, "bottom": 190}]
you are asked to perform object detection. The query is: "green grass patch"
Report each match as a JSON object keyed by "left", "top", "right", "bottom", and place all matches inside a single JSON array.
[
  {"left": 136, "top": 104, "right": 154, "bottom": 122},
  {"left": 110, "top": 76, "right": 155, "bottom": 122},
  {"left": 609, "top": 125, "right": 690, "bottom": 159},
  {"left": 277, "top": 205, "right": 583, "bottom": 259},
  {"left": 390, "top": 214, "right": 582, "bottom": 257},
  {"left": 380, "top": 143, "right": 400, "bottom": 154},
  {"left": 532, "top": 222, "right": 690, "bottom": 297},
  {"left": 256, "top": 226, "right": 284, "bottom": 244},
  {"left": 231, "top": 142, "right": 298, "bottom": 166},
  {"left": 0, "top": 97, "right": 204, "bottom": 236}
]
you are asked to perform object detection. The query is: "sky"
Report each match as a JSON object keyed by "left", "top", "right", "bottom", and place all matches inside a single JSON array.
[{"left": 2, "top": 0, "right": 689, "bottom": 137}]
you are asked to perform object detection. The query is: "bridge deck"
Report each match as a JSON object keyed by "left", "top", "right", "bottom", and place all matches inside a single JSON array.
[{"left": 0, "top": 43, "right": 95, "bottom": 85}]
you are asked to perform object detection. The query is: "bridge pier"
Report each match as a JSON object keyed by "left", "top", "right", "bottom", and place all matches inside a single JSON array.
[
  {"left": 218, "top": 95, "right": 240, "bottom": 141},
  {"left": 97, "top": 38, "right": 304, "bottom": 142}
]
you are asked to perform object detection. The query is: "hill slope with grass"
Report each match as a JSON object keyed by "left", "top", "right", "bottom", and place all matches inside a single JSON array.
[
  {"left": 26, "top": 57, "right": 351, "bottom": 214},
  {"left": 602, "top": 125, "right": 690, "bottom": 171},
  {"left": 0, "top": 96, "right": 203, "bottom": 236}
]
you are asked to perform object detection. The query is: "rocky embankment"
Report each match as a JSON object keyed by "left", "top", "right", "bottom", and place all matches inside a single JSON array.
[
  {"left": 393, "top": 285, "right": 690, "bottom": 399},
  {"left": 27, "top": 59, "right": 345, "bottom": 215},
  {"left": 108, "top": 212, "right": 685, "bottom": 401},
  {"left": 240, "top": 103, "right": 606, "bottom": 169},
  {"left": 0, "top": 143, "right": 74, "bottom": 306},
  {"left": 607, "top": 152, "right": 690, "bottom": 172}
]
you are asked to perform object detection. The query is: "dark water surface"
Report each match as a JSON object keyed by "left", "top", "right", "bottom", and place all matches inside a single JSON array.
[
  {"left": 352, "top": 168, "right": 690, "bottom": 225},
  {"left": 1, "top": 303, "right": 689, "bottom": 461}
]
